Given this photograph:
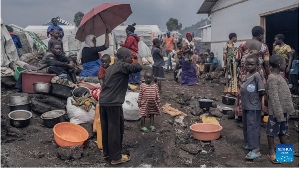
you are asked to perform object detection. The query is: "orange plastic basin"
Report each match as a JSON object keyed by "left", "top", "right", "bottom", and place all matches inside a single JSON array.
[
  {"left": 53, "top": 122, "right": 89, "bottom": 147},
  {"left": 190, "top": 123, "right": 222, "bottom": 141}
]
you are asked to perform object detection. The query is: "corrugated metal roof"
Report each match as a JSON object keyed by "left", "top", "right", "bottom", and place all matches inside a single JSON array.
[{"left": 197, "top": 0, "right": 218, "bottom": 14}]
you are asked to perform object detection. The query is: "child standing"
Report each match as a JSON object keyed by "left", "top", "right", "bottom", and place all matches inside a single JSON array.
[
  {"left": 240, "top": 54, "right": 265, "bottom": 160},
  {"left": 174, "top": 42, "right": 183, "bottom": 82},
  {"left": 152, "top": 38, "right": 165, "bottom": 92},
  {"left": 48, "top": 29, "right": 64, "bottom": 53},
  {"left": 98, "top": 54, "right": 111, "bottom": 86},
  {"left": 99, "top": 47, "right": 143, "bottom": 165},
  {"left": 290, "top": 51, "right": 299, "bottom": 95},
  {"left": 266, "top": 54, "right": 295, "bottom": 164},
  {"left": 137, "top": 70, "right": 161, "bottom": 132}
]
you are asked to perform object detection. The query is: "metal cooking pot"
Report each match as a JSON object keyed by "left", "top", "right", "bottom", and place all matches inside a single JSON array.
[
  {"left": 222, "top": 107, "right": 233, "bottom": 115},
  {"left": 72, "top": 87, "right": 90, "bottom": 98},
  {"left": 198, "top": 99, "right": 213, "bottom": 109},
  {"left": 9, "top": 101, "right": 31, "bottom": 111},
  {"left": 33, "top": 82, "right": 52, "bottom": 94},
  {"left": 8, "top": 110, "right": 32, "bottom": 128},
  {"left": 221, "top": 95, "right": 236, "bottom": 105},
  {"left": 9, "top": 93, "right": 28, "bottom": 106},
  {"left": 41, "top": 110, "right": 66, "bottom": 128}
]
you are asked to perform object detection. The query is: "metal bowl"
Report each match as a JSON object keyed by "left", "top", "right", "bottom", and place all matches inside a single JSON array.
[
  {"left": 8, "top": 110, "right": 32, "bottom": 128},
  {"left": 222, "top": 107, "right": 233, "bottom": 115},
  {"left": 9, "top": 93, "right": 28, "bottom": 106},
  {"left": 33, "top": 82, "right": 52, "bottom": 94},
  {"left": 9, "top": 101, "right": 31, "bottom": 112},
  {"left": 41, "top": 110, "right": 66, "bottom": 128},
  {"left": 72, "top": 87, "right": 90, "bottom": 98},
  {"left": 198, "top": 99, "right": 213, "bottom": 109},
  {"left": 221, "top": 95, "right": 236, "bottom": 105}
]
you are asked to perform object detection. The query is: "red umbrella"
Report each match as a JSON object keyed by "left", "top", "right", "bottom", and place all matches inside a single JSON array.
[{"left": 75, "top": 2, "right": 132, "bottom": 42}]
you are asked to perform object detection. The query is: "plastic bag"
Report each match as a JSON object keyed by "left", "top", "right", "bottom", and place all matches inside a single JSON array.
[
  {"left": 138, "top": 41, "right": 152, "bottom": 58},
  {"left": 122, "top": 92, "right": 141, "bottom": 121},
  {"left": 66, "top": 97, "right": 95, "bottom": 124}
]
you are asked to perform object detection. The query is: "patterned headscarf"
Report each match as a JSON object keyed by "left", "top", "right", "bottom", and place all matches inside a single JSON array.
[
  {"left": 186, "top": 32, "right": 192, "bottom": 38},
  {"left": 68, "top": 51, "right": 77, "bottom": 57}
]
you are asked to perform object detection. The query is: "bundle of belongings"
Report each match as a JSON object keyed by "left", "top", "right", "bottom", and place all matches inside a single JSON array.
[{"left": 71, "top": 96, "right": 97, "bottom": 112}]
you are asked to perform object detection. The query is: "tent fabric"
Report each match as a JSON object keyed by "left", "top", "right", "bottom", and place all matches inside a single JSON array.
[
  {"left": 24, "top": 25, "right": 77, "bottom": 39},
  {"left": 113, "top": 25, "right": 161, "bottom": 47},
  {"left": 15, "top": 31, "right": 32, "bottom": 56},
  {"left": 1, "top": 19, "right": 19, "bottom": 67},
  {"left": 24, "top": 31, "right": 48, "bottom": 54}
]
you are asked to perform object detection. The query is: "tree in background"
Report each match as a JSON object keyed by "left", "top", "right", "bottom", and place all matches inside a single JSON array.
[
  {"left": 166, "top": 18, "right": 182, "bottom": 31},
  {"left": 74, "top": 11, "right": 84, "bottom": 27}
]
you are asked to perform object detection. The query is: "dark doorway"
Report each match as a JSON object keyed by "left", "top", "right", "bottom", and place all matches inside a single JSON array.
[{"left": 265, "top": 7, "right": 299, "bottom": 53}]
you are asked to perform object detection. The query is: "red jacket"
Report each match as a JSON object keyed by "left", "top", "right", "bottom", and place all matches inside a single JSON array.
[{"left": 121, "top": 34, "right": 140, "bottom": 56}]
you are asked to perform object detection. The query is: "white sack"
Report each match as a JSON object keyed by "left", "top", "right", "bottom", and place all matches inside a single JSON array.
[
  {"left": 122, "top": 92, "right": 141, "bottom": 121},
  {"left": 138, "top": 41, "right": 152, "bottom": 58},
  {"left": 66, "top": 97, "right": 95, "bottom": 124}
]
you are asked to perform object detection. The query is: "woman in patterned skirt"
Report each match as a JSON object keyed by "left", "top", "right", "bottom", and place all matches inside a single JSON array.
[
  {"left": 223, "top": 33, "right": 238, "bottom": 95},
  {"left": 235, "top": 26, "right": 270, "bottom": 121}
]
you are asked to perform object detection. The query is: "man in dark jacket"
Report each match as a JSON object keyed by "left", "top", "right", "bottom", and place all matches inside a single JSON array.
[
  {"left": 40, "top": 44, "right": 77, "bottom": 83},
  {"left": 99, "top": 47, "right": 143, "bottom": 165}
]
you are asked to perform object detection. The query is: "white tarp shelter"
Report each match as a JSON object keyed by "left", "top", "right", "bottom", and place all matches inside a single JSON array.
[
  {"left": 113, "top": 25, "right": 162, "bottom": 47},
  {"left": 1, "top": 19, "right": 19, "bottom": 67},
  {"left": 24, "top": 25, "right": 77, "bottom": 39}
]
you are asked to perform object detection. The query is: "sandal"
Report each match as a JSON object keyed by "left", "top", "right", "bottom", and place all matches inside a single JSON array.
[
  {"left": 140, "top": 126, "right": 149, "bottom": 132},
  {"left": 149, "top": 126, "right": 156, "bottom": 132},
  {"left": 245, "top": 151, "right": 261, "bottom": 159},
  {"left": 111, "top": 154, "right": 131, "bottom": 165},
  {"left": 244, "top": 145, "right": 253, "bottom": 150},
  {"left": 267, "top": 154, "right": 281, "bottom": 164}
]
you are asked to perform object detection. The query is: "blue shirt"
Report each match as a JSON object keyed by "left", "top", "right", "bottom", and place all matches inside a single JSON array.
[
  {"left": 207, "top": 57, "right": 219, "bottom": 67},
  {"left": 290, "top": 60, "right": 299, "bottom": 75},
  {"left": 47, "top": 24, "right": 64, "bottom": 38}
]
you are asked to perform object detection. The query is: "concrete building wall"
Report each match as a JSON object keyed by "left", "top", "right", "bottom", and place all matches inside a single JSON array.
[
  {"left": 209, "top": 0, "right": 299, "bottom": 66},
  {"left": 201, "top": 26, "right": 211, "bottom": 42}
]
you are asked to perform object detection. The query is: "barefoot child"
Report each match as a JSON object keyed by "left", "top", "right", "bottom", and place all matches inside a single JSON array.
[
  {"left": 137, "top": 70, "right": 161, "bottom": 132},
  {"left": 99, "top": 47, "right": 143, "bottom": 165},
  {"left": 266, "top": 54, "right": 295, "bottom": 164},
  {"left": 174, "top": 42, "right": 183, "bottom": 82},
  {"left": 152, "top": 38, "right": 165, "bottom": 92},
  {"left": 240, "top": 54, "right": 265, "bottom": 160},
  {"left": 98, "top": 54, "right": 111, "bottom": 86}
]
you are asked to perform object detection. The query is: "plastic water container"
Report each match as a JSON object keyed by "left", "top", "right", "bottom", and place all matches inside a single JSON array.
[
  {"left": 14, "top": 66, "right": 26, "bottom": 81},
  {"left": 21, "top": 72, "right": 56, "bottom": 93},
  {"left": 96, "top": 118, "right": 102, "bottom": 149}
]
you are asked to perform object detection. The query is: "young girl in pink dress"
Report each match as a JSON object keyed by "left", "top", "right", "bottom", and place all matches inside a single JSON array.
[{"left": 137, "top": 70, "right": 161, "bottom": 132}]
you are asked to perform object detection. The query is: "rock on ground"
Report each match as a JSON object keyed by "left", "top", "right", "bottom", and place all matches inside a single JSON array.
[
  {"left": 180, "top": 143, "right": 202, "bottom": 154},
  {"left": 209, "top": 108, "right": 223, "bottom": 118},
  {"left": 57, "top": 146, "right": 83, "bottom": 160},
  {"left": 174, "top": 115, "right": 186, "bottom": 128},
  {"left": 1, "top": 76, "right": 16, "bottom": 88},
  {"left": 138, "top": 163, "right": 152, "bottom": 168}
]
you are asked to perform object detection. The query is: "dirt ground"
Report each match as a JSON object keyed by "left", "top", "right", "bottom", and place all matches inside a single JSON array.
[{"left": 1, "top": 71, "right": 299, "bottom": 168}]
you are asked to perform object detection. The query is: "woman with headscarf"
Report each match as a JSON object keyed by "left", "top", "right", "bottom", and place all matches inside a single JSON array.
[
  {"left": 235, "top": 26, "right": 270, "bottom": 122},
  {"left": 120, "top": 23, "right": 141, "bottom": 84},
  {"left": 77, "top": 28, "right": 109, "bottom": 77},
  {"left": 180, "top": 32, "right": 198, "bottom": 86}
]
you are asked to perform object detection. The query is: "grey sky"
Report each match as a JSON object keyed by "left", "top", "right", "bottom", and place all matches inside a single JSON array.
[{"left": 2, "top": 0, "right": 207, "bottom": 31}]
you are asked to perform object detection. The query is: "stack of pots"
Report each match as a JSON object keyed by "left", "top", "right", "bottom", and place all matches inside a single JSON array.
[{"left": 9, "top": 93, "right": 31, "bottom": 111}]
